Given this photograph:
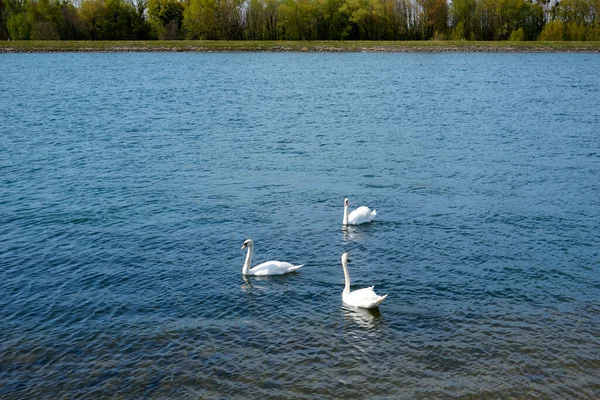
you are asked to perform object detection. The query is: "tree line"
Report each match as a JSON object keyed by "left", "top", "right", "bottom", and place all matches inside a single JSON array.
[{"left": 1, "top": 0, "right": 599, "bottom": 41}]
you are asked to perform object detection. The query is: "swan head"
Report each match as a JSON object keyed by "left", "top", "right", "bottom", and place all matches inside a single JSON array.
[
  {"left": 344, "top": 198, "right": 349, "bottom": 206},
  {"left": 341, "top": 252, "right": 350, "bottom": 264},
  {"left": 241, "top": 239, "right": 253, "bottom": 250}
]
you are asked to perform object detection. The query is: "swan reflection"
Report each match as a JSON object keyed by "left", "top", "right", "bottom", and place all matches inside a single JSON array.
[
  {"left": 342, "top": 305, "right": 383, "bottom": 329},
  {"left": 240, "top": 273, "right": 299, "bottom": 294},
  {"left": 342, "top": 226, "right": 365, "bottom": 242},
  {"left": 241, "top": 275, "right": 252, "bottom": 292}
]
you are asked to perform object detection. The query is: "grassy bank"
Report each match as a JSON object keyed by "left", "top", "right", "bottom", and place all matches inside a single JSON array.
[{"left": 2, "top": 40, "right": 600, "bottom": 53}]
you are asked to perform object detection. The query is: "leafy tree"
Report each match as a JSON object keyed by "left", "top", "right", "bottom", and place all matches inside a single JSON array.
[
  {"left": 540, "top": 18, "right": 564, "bottom": 38},
  {"left": 29, "top": 0, "right": 64, "bottom": 39},
  {"left": 0, "top": 0, "right": 597, "bottom": 41},
  {"left": 104, "top": 0, "right": 148, "bottom": 39},
  {"left": 59, "top": 1, "right": 87, "bottom": 39},
  {"left": 338, "top": 0, "right": 371, "bottom": 39},
  {"left": 509, "top": 25, "right": 524, "bottom": 38},
  {"left": 419, "top": 0, "right": 448, "bottom": 39},
  {"left": 390, "top": 0, "right": 418, "bottom": 39},
  {"left": 278, "top": 0, "right": 318, "bottom": 40},
  {"left": 0, "top": 0, "right": 11, "bottom": 39},
  {"left": 79, "top": 0, "right": 107, "bottom": 39},
  {"left": 521, "top": 0, "right": 544, "bottom": 39},
  {"left": 183, "top": 0, "right": 217, "bottom": 38},
  {"left": 473, "top": 0, "right": 542, "bottom": 40},
  {"left": 245, "top": 0, "right": 266, "bottom": 39},
  {"left": 450, "top": 0, "right": 477, "bottom": 39},
  {"left": 541, "top": 0, "right": 597, "bottom": 39},
  {"left": 79, "top": 0, "right": 148, "bottom": 39},
  {"left": 590, "top": 0, "right": 600, "bottom": 38},
  {"left": 263, "top": 0, "right": 278, "bottom": 38},
  {"left": 216, "top": 0, "right": 243, "bottom": 39},
  {"left": 6, "top": 0, "right": 66, "bottom": 39},
  {"left": 148, "top": 0, "right": 185, "bottom": 38},
  {"left": 494, "top": 0, "right": 523, "bottom": 40},
  {"left": 7, "top": 11, "right": 31, "bottom": 39}
]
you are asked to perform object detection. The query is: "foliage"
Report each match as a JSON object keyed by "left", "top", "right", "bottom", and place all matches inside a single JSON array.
[
  {"left": 1, "top": 0, "right": 599, "bottom": 40},
  {"left": 148, "top": 0, "right": 185, "bottom": 38},
  {"left": 8, "top": 11, "right": 31, "bottom": 39},
  {"left": 509, "top": 26, "right": 524, "bottom": 39},
  {"left": 183, "top": 0, "right": 217, "bottom": 39},
  {"left": 540, "top": 19, "right": 563, "bottom": 40},
  {"left": 451, "top": 0, "right": 477, "bottom": 40}
]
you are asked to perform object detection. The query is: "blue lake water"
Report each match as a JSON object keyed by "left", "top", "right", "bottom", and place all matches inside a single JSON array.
[{"left": 1, "top": 52, "right": 599, "bottom": 398}]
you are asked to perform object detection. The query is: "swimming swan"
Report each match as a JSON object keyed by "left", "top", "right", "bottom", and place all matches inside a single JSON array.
[
  {"left": 241, "top": 239, "right": 304, "bottom": 276},
  {"left": 343, "top": 198, "right": 377, "bottom": 226},
  {"left": 341, "top": 252, "right": 387, "bottom": 309}
]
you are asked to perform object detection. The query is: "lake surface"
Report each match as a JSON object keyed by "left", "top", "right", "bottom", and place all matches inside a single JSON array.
[{"left": 1, "top": 52, "right": 599, "bottom": 398}]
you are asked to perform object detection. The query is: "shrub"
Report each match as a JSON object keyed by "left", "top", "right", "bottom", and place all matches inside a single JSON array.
[
  {"left": 509, "top": 27, "right": 524, "bottom": 41},
  {"left": 540, "top": 20, "right": 564, "bottom": 40}
]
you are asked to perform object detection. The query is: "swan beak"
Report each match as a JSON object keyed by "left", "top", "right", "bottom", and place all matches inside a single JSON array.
[{"left": 241, "top": 244, "right": 246, "bottom": 250}]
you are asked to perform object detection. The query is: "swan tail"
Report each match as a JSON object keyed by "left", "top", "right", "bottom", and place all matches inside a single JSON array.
[
  {"left": 370, "top": 209, "right": 377, "bottom": 220},
  {"left": 288, "top": 264, "right": 304, "bottom": 272},
  {"left": 374, "top": 294, "right": 388, "bottom": 306}
]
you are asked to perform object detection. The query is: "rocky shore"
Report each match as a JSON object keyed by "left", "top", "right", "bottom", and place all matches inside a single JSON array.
[{"left": 2, "top": 41, "right": 600, "bottom": 53}]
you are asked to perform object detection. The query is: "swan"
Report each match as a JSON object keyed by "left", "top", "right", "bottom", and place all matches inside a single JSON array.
[
  {"left": 341, "top": 252, "right": 387, "bottom": 309},
  {"left": 343, "top": 198, "right": 377, "bottom": 226},
  {"left": 241, "top": 239, "right": 304, "bottom": 276}
]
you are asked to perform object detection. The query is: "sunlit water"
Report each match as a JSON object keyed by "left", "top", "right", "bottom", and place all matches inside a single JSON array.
[{"left": 1, "top": 52, "right": 599, "bottom": 398}]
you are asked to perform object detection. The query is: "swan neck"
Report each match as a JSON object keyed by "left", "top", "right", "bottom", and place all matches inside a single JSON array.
[
  {"left": 342, "top": 259, "right": 351, "bottom": 295},
  {"left": 343, "top": 204, "right": 348, "bottom": 225},
  {"left": 242, "top": 244, "right": 253, "bottom": 275}
]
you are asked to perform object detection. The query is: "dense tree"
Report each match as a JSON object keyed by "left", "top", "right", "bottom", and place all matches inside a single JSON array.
[
  {"left": 277, "top": 0, "right": 317, "bottom": 40},
  {"left": 0, "top": 0, "right": 11, "bottom": 39},
  {"left": 7, "top": 12, "right": 31, "bottom": 39},
  {"left": 540, "top": 0, "right": 599, "bottom": 39},
  {"left": 216, "top": 0, "right": 244, "bottom": 39},
  {"left": 5, "top": 0, "right": 72, "bottom": 40},
  {"left": 245, "top": 0, "right": 266, "bottom": 39},
  {"left": 183, "top": 0, "right": 217, "bottom": 38},
  {"left": 451, "top": 0, "right": 477, "bottom": 39},
  {"left": 420, "top": 0, "right": 448, "bottom": 38},
  {"left": 1, "top": 0, "right": 598, "bottom": 40},
  {"left": 30, "top": 0, "right": 64, "bottom": 39},
  {"left": 59, "top": 1, "right": 87, "bottom": 39},
  {"left": 148, "top": 0, "right": 185, "bottom": 38},
  {"left": 78, "top": 0, "right": 149, "bottom": 39}
]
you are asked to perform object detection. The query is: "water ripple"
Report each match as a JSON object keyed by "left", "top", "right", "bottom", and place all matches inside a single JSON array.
[{"left": 1, "top": 52, "right": 599, "bottom": 398}]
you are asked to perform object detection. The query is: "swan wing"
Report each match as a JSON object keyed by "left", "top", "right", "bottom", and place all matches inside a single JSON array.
[
  {"left": 348, "top": 206, "right": 377, "bottom": 225},
  {"left": 343, "top": 287, "right": 387, "bottom": 309},
  {"left": 248, "top": 261, "right": 304, "bottom": 276}
]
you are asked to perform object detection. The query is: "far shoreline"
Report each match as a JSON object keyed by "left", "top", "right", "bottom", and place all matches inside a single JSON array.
[{"left": 2, "top": 40, "right": 600, "bottom": 53}]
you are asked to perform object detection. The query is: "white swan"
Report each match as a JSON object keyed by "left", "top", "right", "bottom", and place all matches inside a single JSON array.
[
  {"left": 343, "top": 198, "right": 377, "bottom": 226},
  {"left": 341, "top": 252, "right": 387, "bottom": 309},
  {"left": 241, "top": 239, "right": 304, "bottom": 276}
]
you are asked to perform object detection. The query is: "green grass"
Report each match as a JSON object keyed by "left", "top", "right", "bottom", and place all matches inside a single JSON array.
[{"left": 2, "top": 40, "right": 600, "bottom": 52}]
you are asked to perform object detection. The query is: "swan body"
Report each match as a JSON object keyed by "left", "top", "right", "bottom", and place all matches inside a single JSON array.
[
  {"left": 343, "top": 198, "right": 376, "bottom": 226},
  {"left": 341, "top": 252, "right": 387, "bottom": 309},
  {"left": 241, "top": 239, "right": 303, "bottom": 276}
]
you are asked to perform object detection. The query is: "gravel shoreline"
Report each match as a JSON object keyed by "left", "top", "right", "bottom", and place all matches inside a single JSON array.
[{"left": 2, "top": 43, "right": 600, "bottom": 53}]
